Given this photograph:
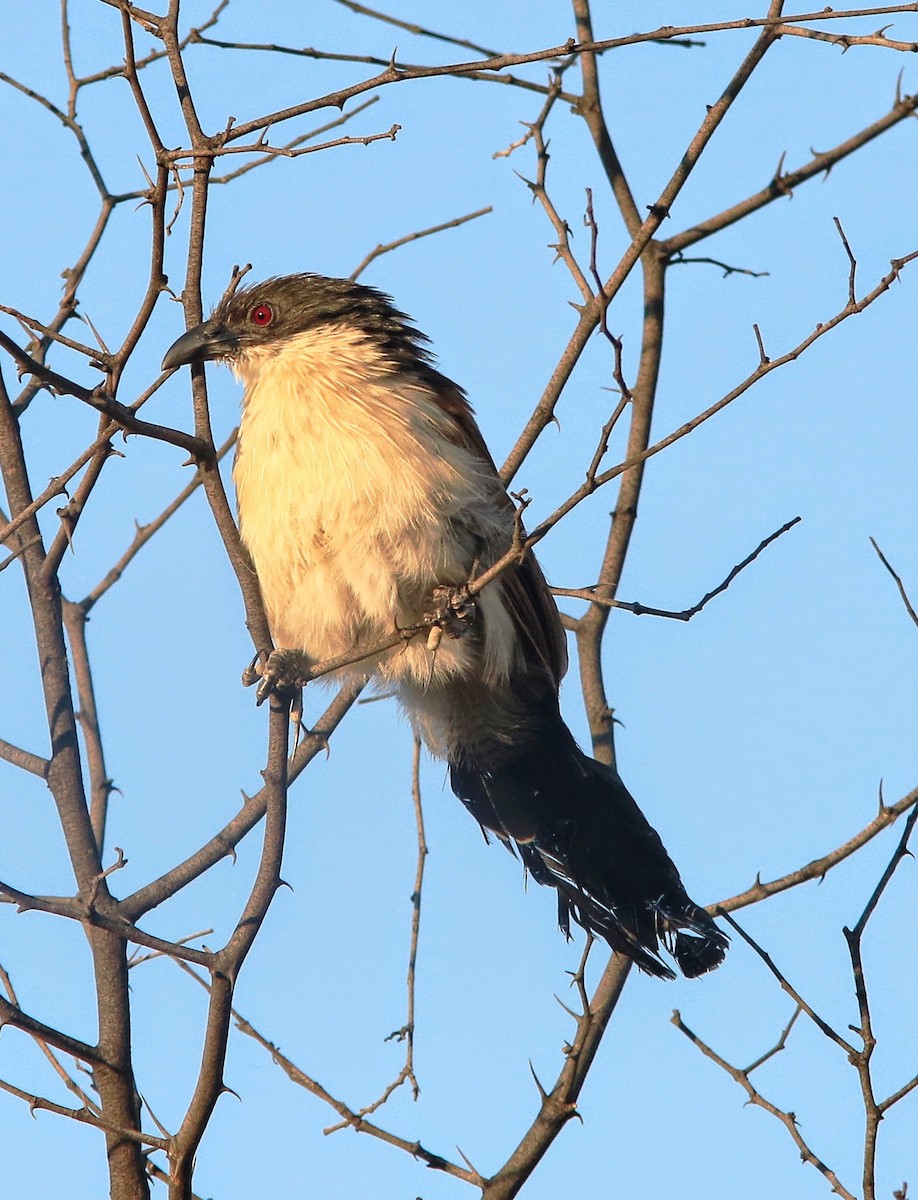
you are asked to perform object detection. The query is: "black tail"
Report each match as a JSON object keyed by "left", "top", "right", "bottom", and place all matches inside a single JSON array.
[{"left": 449, "top": 704, "right": 727, "bottom": 980}]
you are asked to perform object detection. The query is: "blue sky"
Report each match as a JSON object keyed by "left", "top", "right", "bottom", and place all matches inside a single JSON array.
[{"left": 1, "top": 3, "right": 917, "bottom": 1198}]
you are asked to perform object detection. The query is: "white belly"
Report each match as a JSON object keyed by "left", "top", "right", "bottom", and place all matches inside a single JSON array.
[{"left": 231, "top": 338, "right": 515, "bottom": 687}]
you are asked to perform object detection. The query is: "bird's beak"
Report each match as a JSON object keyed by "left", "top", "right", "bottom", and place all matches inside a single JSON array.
[{"left": 162, "top": 318, "right": 238, "bottom": 371}]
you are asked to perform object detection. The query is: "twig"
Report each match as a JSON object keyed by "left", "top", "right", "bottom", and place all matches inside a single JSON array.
[
  {"left": 332, "top": 0, "right": 501, "bottom": 57},
  {"left": 211, "top": 97, "right": 382, "bottom": 185},
  {"left": 552, "top": 517, "right": 802, "bottom": 618},
  {"left": 166, "top": 122, "right": 403, "bottom": 165},
  {"left": 0, "top": 737, "right": 49, "bottom": 779},
  {"left": 715, "top": 909, "right": 856, "bottom": 1055},
  {"left": 81, "top": 428, "right": 237, "bottom": 612},
  {"left": 349, "top": 206, "right": 493, "bottom": 280},
  {"left": 662, "top": 88, "right": 918, "bottom": 258},
  {"left": 869, "top": 536, "right": 918, "bottom": 629},
  {"left": 120, "top": 683, "right": 363, "bottom": 921},
  {"left": 524, "top": 81, "right": 594, "bottom": 302},
  {"left": 0, "top": 964, "right": 102, "bottom": 1115},
  {"left": 0, "top": 328, "right": 207, "bottom": 456},
  {"left": 672, "top": 1010, "right": 857, "bottom": 1200},
  {"left": 834, "top": 216, "right": 858, "bottom": 306},
  {"left": 847, "top": 799, "right": 918, "bottom": 940},
  {"left": 324, "top": 736, "right": 426, "bottom": 1127},
  {"left": 669, "top": 253, "right": 770, "bottom": 278},
  {"left": 718, "top": 786, "right": 918, "bottom": 913},
  {"left": 743, "top": 1005, "right": 803, "bottom": 1073},
  {"left": 174, "top": 959, "right": 482, "bottom": 1185},
  {"left": 0, "top": 1077, "right": 169, "bottom": 1151}
]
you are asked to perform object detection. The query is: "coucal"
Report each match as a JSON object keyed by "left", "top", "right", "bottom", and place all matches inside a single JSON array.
[{"left": 163, "top": 272, "right": 727, "bottom": 979}]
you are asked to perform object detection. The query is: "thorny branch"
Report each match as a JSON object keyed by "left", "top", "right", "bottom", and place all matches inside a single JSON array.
[
  {"left": 551, "top": 517, "right": 803, "bottom": 619},
  {"left": 315, "top": 736, "right": 426, "bottom": 1131},
  {"left": 672, "top": 1009, "right": 858, "bottom": 1200},
  {"left": 679, "top": 806, "right": 918, "bottom": 1200}
]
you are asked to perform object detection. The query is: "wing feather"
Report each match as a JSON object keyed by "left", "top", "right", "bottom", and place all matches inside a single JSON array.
[{"left": 430, "top": 379, "right": 568, "bottom": 686}]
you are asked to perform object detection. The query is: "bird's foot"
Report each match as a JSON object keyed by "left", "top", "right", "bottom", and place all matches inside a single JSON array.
[
  {"left": 424, "top": 585, "right": 477, "bottom": 641},
  {"left": 243, "top": 648, "right": 313, "bottom": 705}
]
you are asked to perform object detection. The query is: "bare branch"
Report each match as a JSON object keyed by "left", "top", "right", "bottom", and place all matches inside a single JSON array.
[
  {"left": 174, "top": 957, "right": 483, "bottom": 1187},
  {"left": 0, "top": 737, "right": 50, "bottom": 779},
  {"left": 0, "top": 1076, "right": 168, "bottom": 1151},
  {"left": 349, "top": 206, "right": 493, "bottom": 281},
  {"left": 332, "top": 0, "right": 501, "bottom": 57},
  {"left": 849, "top": 800, "right": 918, "bottom": 941},
  {"left": 672, "top": 1010, "right": 857, "bottom": 1200},
  {"left": 81, "top": 429, "right": 237, "bottom": 613},
  {"left": 325, "top": 736, "right": 427, "bottom": 1128},
  {"left": 716, "top": 909, "right": 857, "bottom": 1055},
  {"left": 870, "top": 536, "right": 918, "bottom": 629},
  {"left": 552, "top": 517, "right": 802, "bottom": 619},
  {"left": 718, "top": 786, "right": 918, "bottom": 912}
]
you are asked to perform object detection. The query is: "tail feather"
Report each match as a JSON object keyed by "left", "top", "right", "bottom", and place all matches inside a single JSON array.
[{"left": 448, "top": 705, "right": 727, "bottom": 980}]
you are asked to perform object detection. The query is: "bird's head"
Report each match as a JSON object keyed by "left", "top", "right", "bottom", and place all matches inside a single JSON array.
[{"left": 162, "top": 272, "right": 436, "bottom": 381}]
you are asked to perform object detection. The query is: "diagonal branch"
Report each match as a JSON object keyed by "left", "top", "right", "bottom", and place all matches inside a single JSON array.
[
  {"left": 869, "top": 536, "right": 918, "bottom": 629},
  {"left": 553, "top": 517, "right": 802, "bottom": 619},
  {"left": 672, "top": 1010, "right": 857, "bottom": 1200},
  {"left": 661, "top": 88, "right": 918, "bottom": 256}
]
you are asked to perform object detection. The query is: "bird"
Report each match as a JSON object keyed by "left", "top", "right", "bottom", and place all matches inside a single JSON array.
[{"left": 162, "top": 272, "right": 727, "bottom": 979}]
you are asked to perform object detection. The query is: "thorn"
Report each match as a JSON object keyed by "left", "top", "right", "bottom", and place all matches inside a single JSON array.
[
  {"left": 554, "top": 993, "right": 580, "bottom": 1019},
  {"left": 512, "top": 169, "right": 538, "bottom": 193},
  {"left": 528, "top": 1060, "right": 549, "bottom": 1102},
  {"left": 893, "top": 68, "right": 904, "bottom": 107},
  {"left": 772, "top": 150, "right": 791, "bottom": 195},
  {"left": 455, "top": 1144, "right": 482, "bottom": 1178},
  {"left": 221, "top": 1082, "right": 242, "bottom": 1102}
]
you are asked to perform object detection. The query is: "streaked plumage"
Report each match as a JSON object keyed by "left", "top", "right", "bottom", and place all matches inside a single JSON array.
[{"left": 163, "top": 273, "right": 727, "bottom": 979}]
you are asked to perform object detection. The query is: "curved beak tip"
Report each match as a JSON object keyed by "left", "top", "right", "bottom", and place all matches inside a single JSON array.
[
  {"left": 162, "top": 328, "right": 204, "bottom": 372},
  {"left": 162, "top": 322, "right": 235, "bottom": 372}
]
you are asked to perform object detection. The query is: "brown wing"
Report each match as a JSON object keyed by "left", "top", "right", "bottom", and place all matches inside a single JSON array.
[{"left": 434, "top": 382, "right": 568, "bottom": 687}]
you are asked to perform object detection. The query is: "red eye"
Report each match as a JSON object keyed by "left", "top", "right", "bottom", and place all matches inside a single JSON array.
[{"left": 250, "top": 303, "right": 274, "bottom": 327}]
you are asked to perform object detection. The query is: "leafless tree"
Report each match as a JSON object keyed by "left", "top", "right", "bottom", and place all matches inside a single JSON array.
[{"left": 1, "top": 3, "right": 916, "bottom": 1199}]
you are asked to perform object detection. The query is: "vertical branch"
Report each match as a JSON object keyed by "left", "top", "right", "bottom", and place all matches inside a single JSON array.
[
  {"left": 844, "top": 803, "right": 918, "bottom": 1200},
  {"left": 503, "top": 5, "right": 784, "bottom": 481},
  {"left": 0, "top": 371, "right": 148, "bottom": 1198},
  {"left": 403, "top": 736, "right": 426, "bottom": 1096},
  {"left": 571, "top": 0, "right": 641, "bottom": 237},
  {"left": 169, "top": 697, "right": 290, "bottom": 1199},
  {"left": 62, "top": 598, "right": 113, "bottom": 855},
  {"left": 482, "top": 953, "right": 631, "bottom": 1200},
  {"left": 157, "top": 3, "right": 273, "bottom": 657},
  {"left": 575, "top": 231, "right": 667, "bottom": 766}
]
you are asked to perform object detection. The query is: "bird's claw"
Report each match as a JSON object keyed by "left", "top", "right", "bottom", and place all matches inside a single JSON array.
[
  {"left": 242, "top": 648, "right": 313, "bottom": 704},
  {"left": 424, "top": 585, "right": 477, "bottom": 640}
]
